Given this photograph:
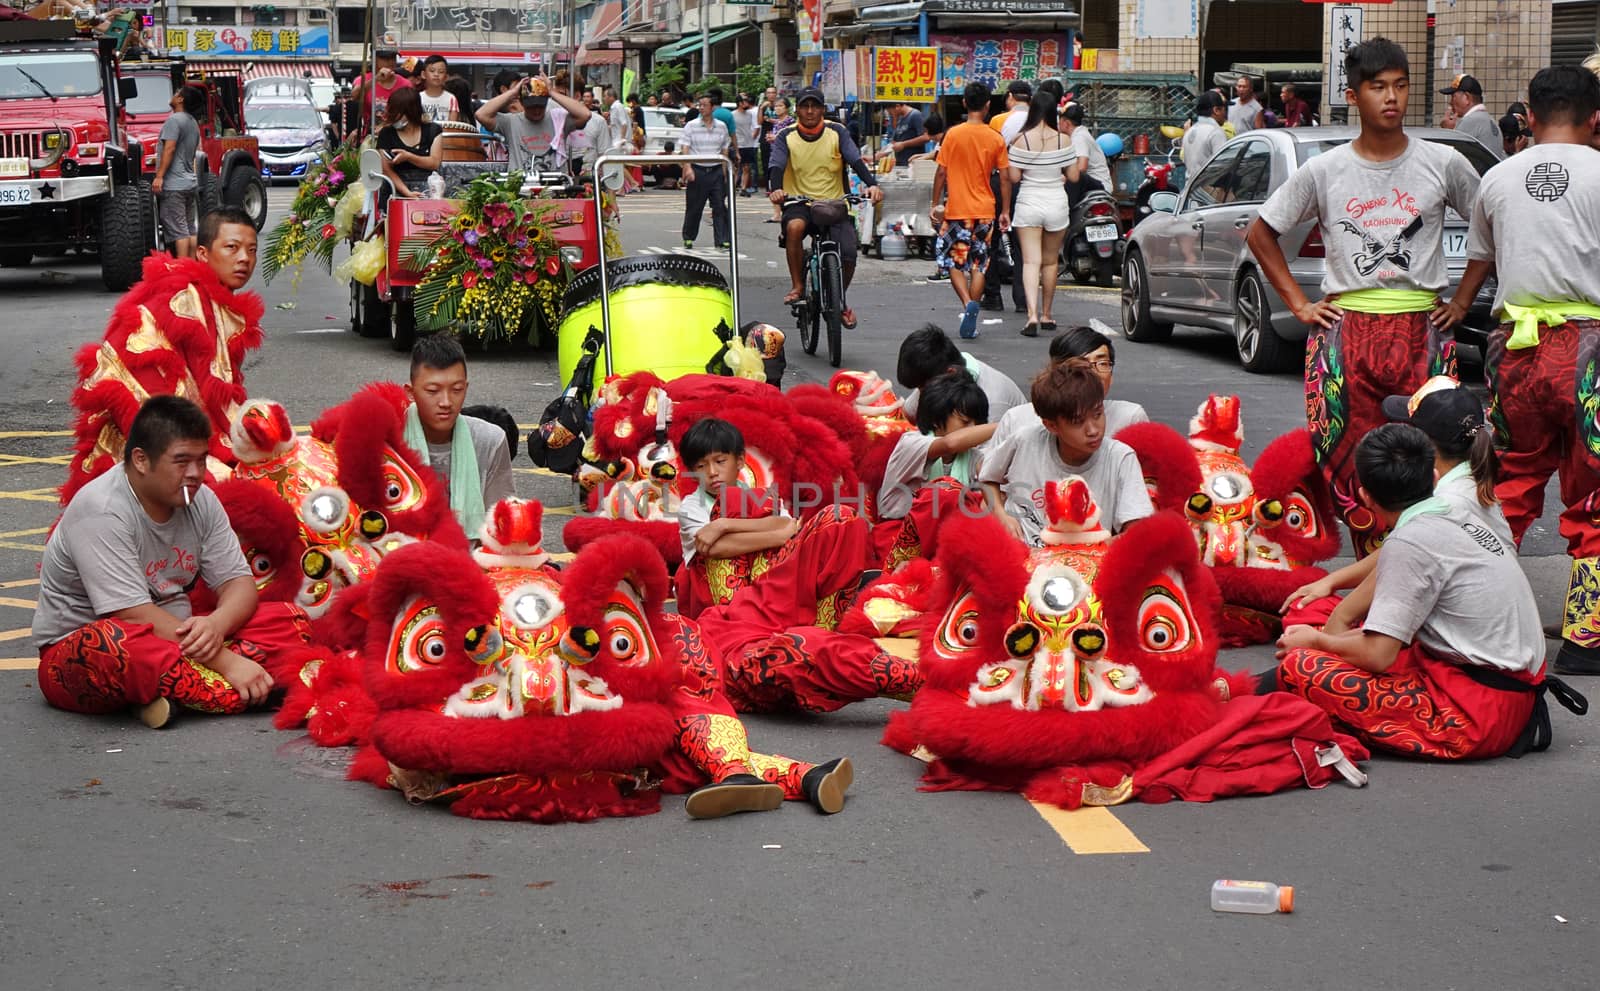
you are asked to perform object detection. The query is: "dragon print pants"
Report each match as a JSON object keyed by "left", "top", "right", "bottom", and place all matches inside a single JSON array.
[
  {"left": 37, "top": 603, "right": 312, "bottom": 715},
  {"left": 1277, "top": 644, "right": 1535, "bottom": 760},
  {"left": 1484, "top": 319, "right": 1600, "bottom": 649},
  {"left": 1304, "top": 308, "right": 1456, "bottom": 558}
]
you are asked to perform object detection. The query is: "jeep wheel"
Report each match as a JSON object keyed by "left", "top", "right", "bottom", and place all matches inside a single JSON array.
[
  {"left": 389, "top": 298, "right": 416, "bottom": 352},
  {"left": 101, "top": 181, "right": 155, "bottom": 291},
  {"left": 224, "top": 169, "right": 268, "bottom": 230},
  {"left": 0, "top": 248, "right": 31, "bottom": 267},
  {"left": 351, "top": 281, "right": 390, "bottom": 338},
  {"left": 198, "top": 169, "right": 220, "bottom": 217}
]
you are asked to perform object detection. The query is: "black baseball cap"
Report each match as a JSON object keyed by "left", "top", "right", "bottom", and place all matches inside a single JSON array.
[
  {"left": 796, "top": 87, "right": 825, "bottom": 107},
  {"left": 1382, "top": 376, "right": 1485, "bottom": 445},
  {"left": 1007, "top": 80, "right": 1032, "bottom": 99},
  {"left": 1439, "top": 73, "right": 1483, "bottom": 97}
]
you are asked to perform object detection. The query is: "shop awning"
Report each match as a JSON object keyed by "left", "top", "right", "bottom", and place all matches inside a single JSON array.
[
  {"left": 652, "top": 24, "right": 752, "bottom": 60},
  {"left": 190, "top": 60, "right": 333, "bottom": 80},
  {"left": 857, "top": 0, "right": 1078, "bottom": 26},
  {"left": 577, "top": 46, "right": 624, "bottom": 66}
]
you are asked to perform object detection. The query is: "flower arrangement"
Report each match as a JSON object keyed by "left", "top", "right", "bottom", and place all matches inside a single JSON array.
[
  {"left": 404, "top": 172, "right": 570, "bottom": 344},
  {"left": 261, "top": 140, "right": 364, "bottom": 285}
]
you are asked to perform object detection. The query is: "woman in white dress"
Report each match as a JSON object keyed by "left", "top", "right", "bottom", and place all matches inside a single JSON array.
[{"left": 1006, "top": 90, "right": 1084, "bottom": 337}]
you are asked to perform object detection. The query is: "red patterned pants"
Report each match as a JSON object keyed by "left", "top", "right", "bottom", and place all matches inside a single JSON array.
[
  {"left": 1276, "top": 644, "right": 1536, "bottom": 760},
  {"left": 692, "top": 506, "right": 921, "bottom": 712},
  {"left": 1304, "top": 308, "right": 1456, "bottom": 558},
  {"left": 37, "top": 603, "right": 313, "bottom": 715}
]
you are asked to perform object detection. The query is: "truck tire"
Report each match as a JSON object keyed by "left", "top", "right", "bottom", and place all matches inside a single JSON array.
[
  {"left": 389, "top": 298, "right": 416, "bottom": 352},
  {"left": 101, "top": 181, "right": 154, "bottom": 291},
  {"left": 224, "top": 168, "right": 268, "bottom": 230},
  {"left": 198, "top": 169, "right": 220, "bottom": 218}
]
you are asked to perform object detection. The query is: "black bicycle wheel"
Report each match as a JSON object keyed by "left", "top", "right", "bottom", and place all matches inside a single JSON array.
[
  {"left": 799, "top": 254, "right": 821, "bottom": 355},
  {"left": 820, "top": 250, "right": 844, "bottom": 368}
]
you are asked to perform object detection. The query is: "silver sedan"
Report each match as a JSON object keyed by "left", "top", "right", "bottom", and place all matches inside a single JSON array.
[{"left": 1120, "top": 126, "right": 1500, "bottom": 373}]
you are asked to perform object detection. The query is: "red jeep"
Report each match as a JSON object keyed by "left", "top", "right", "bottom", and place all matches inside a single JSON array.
[
  {"left": 120, "top": 58, "right": 268, "bottom": 234},
  {"left": 0, "top": 19, "right": 155, "bottom": 289}
]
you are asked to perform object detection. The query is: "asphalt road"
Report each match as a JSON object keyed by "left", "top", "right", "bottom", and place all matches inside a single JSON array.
[{"left": 0, "top": 187, "right": 1594, "bottom": 991}]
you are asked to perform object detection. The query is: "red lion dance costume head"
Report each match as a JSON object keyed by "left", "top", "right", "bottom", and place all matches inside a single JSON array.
[
  {"left": 1118, "top": 395, "right": 1340, "bottom": 645},
  {"left": 884, "top": 479, "right": 1368, "bottom": 808}
]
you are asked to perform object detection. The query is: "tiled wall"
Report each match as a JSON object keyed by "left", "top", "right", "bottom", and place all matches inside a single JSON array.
[
  {"left": 1115, "top": 0, "right": 1201, "bottom": 75},
  {"left": 1319, "top": 0, "right": 1551, "bottom": 126}
]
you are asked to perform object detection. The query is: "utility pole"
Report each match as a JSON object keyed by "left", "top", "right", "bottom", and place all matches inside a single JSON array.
[{"left": 700, "top": 0, "right": 709, "bottom": 78}]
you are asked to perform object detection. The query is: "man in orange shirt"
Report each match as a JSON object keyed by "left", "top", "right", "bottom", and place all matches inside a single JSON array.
[{"left": 932, "top": 82, "right": 1011, "bottom": 339}]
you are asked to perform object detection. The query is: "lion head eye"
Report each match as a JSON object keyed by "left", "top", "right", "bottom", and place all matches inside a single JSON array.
[{"left": 1137, "top": 586, "right": 1193, "bottom": 654}]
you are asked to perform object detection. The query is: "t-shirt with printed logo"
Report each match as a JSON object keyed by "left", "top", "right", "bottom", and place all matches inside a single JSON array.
[
  {"left": 32, "top": 467, "right": 251, "bottom": 648},
  {"left": 1257, "top": 137, "right": 1480, "bottom": 296},
  {"left": 1465, "top": 142, "right": 1600, "bottom": 316}
]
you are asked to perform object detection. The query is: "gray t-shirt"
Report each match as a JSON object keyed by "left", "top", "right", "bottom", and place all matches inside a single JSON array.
[
  {"left": 426, "top": 415, "right": 516, "bottom": 529},
  {"left": 1466, "top": 142, "right": 1600, "bottom": 316},
  {"left": 1454, "top": 106, "right": 1504, "bottom": 159},
  {"left": 1434, "top": 462, "right": 1513, "bottom": 548},
  {"left": 157, "top": 111, "right": 200, "bottom": 192},
  {"left": 1229, "top": 97, "right": 1262, "bottom": 133},
  {"left": 978, "top": 428, "right": 1153, "bottom": 545},
  {"left": 1070, "top": 125, "right": 1112, "bottom": 187},
  {"left": 1257, "top": 137, "right": 1480, "bottom": 296},
  {"left": 495, "top": 106, "right": 569, "bottom": 172},
  {"left": 1365, "top": 507, "right": 1543, "bottom": 675},
  {"left": 990, "top": 398, "right": 1148, "bottom": 452},
  {"left": 877, "top": 431, "right": 982, "bottom": 521},
  {"left": 33, "top": 467, "right": 251, "bottom": 648},
  {"left": 1183, "top": 117, "right": 1226, "bottom": 170},
  {"left": 732, "top": 107, "right": 759, "bottom": 149},
  {"left": 902, "top": 354, "right": 1027, "bottom": 425}
]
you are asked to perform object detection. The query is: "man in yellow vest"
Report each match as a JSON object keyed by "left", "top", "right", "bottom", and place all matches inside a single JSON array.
[{"left": 767, "top": 88, "right": 883, "bottom": 330}]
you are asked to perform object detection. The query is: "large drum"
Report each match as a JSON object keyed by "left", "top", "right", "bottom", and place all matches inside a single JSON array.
[{"left": 558, "top": 255, "right": 734, "bottom": 386}]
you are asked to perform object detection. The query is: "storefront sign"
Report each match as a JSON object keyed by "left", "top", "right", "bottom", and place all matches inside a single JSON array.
[
  {"left": 930, "top": 34, "right": 1064, "bottom": 96},
  {"left": 874, "top": 46, "right": 938, "bottom": 101},
  {"left": 160, "top": 25, "right": 331, "bottom": 58}
]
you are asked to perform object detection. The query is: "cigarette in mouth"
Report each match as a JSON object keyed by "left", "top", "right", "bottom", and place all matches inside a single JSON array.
[{"left": 183, "top": 485, "right": 192, "bottom": 507}]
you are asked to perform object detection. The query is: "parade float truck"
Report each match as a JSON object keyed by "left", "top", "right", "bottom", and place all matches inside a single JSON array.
[
  {"left": 120, "top": 58, "right": 269, "bottom": 232},
  {"left": 0, "top": 19, "right": 155, "bottom": 289},
  {"left": 348, "top": 160, "right": 602, "bottom": 352}
]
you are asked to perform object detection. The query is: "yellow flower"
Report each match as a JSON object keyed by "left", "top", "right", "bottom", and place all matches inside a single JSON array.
[
  {"left": 453, "top": 214, "right": 478, "bottom": 232},
  {"left": 490, "top": 246, "right": 507, "bottom": 262}
]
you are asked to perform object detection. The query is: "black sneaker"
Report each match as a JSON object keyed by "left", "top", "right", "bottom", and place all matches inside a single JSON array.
[
  {"left": 801, "top": 757, "right": 854, "bottom": 814},
  {"left": 979, "top": 296, "right": 1005, "bottom": 312},
  {"left": 684, "top": 773, "right": 785, "bottom": 819},
  {"left": 1554, "top": 639, "right": 1600, "bottom": 676}
]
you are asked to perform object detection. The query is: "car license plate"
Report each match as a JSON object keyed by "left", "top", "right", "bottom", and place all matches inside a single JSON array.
[
  {"left": 0, "top": 185, "right": 33, "bottom": 205},
  {"left": 1443, "top": 230, "right": 1467, "bottom": 258},
  {"left": 0, "top": 158, "right": 26, "bottom": 178},
  {"left": 1086, "top": 223, "right": 1119, "bottom": 243}
]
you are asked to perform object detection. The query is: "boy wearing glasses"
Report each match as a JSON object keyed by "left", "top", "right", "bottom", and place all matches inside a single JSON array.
[{"left": 989, "top": 324, "right": 1147, "bottom": 451}]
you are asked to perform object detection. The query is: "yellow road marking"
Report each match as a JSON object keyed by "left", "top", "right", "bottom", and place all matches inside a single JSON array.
[
  {"left": 0, "top": 578, "right": 39, "bottom": 589},
  {"left": 0, "top": 454, "right": 71, "bottom": 466},
  {"left": 0, "top": 488, "right": 58, "bottom": 503},
  {"left": 0, "top": 431, "right": 73, "bottom": 438},
  {"left": 1030, "top": 801, "right": 1149, "bottom": 855},
  {"left": 0, "top": 657, "right": 36, "bottom": 671},
  {"left": 0, "top": 542, "right": 46, "bottom": 552},
  {"left": 0, "top": 527, "right": 50, "bottom": 540},
  {"left": 512, "top": 467, "right": 574, "bottom": 478},
  {"left": 0, "top": 628, "right": 31, "bottom": 643},
  {"left": 0, "top": 597, "right": 35, "bottom": 609},
  {"left": 543, "top": 504, "right": 575, "bottom": 517}
]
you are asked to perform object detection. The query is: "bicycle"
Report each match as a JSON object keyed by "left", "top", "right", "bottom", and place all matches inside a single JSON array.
[{"left": 783, "top": 194, "right": 861, "bottom": 369}]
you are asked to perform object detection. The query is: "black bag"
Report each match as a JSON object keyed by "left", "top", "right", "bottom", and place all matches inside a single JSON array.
[{"left": 527, "top": 325, "right": 605, "bottom": 475}]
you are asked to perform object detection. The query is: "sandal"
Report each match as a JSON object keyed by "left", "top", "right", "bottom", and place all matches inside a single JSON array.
[
  {"left": 1021, "top": 322, "right": 1039, "bottom": 338},
  {"left": 1040, "top": 320, "right": 1057, "bottom": 333},
  {"left": 841, "top": 307, "right": 857, "bottom": 329},
  {"left": 783, "top": 289, "right": 804, "bottom": 305}
]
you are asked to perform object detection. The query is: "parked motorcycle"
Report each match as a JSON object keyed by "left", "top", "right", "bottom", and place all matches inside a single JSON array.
[
  {"left": 1065, "top": 187, "right": 1123, "bottom": 287},
  {"left": 1133, "top": 150, "right": 1178, "bottom": 225}
]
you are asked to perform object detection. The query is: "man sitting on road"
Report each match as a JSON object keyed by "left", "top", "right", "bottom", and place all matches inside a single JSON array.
[
  {"left": 767, "top": 87, "right": 882, "bottom": 331},
  {"left": 35, "top": 396, "right": 315, "bottom": 728},
  {"left": 404, "top": 334, "right": 515, "bottom": 539},
  {"left": 62, "top": 208, "right": 263, "bottom": 507}
]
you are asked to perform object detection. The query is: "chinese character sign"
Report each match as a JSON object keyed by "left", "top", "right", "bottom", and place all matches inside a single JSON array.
[
  {"left": 1328, "top": 5, "right": 1363, "bottom": 103},
  {"left": 930, "top": 34, "right": 1065, "bottom": 96},
  {"left": 160, "top": 25, "right": 330, "bottom": 58},
  {"left": 873, "top": 47, "right": 938, "bottom": 102}
]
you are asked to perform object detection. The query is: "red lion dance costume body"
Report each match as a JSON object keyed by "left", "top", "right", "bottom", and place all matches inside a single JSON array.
[
  {"left": 344, "top": 502, "right": 853, "bottom": 822},
  {"left": 1119, "top": 395, "right": 1340, "bottom": 646},
  {"left": 63, "top": 255, "right": 264, "bottom": 505},
  {"left": 883, "top": 478, "right": 1368, "bottom": 809}
]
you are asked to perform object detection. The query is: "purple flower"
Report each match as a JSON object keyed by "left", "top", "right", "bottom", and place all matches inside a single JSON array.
[
  {"left": 477, "top": 257, "right": 494, "bottom": 270},
  {"left": 463, "top": 229, "right": 480, "bottom": 246},
  {"left": 515, "top": 236, "right": 528, "bottom": 248},
  {"left": 328, "top": 170, "right": 345, "bottom": 184}
]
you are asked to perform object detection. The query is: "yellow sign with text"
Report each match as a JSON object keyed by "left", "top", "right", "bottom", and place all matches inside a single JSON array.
[{"left": 873, "top": 46, "right": 939, "bottom": 102}]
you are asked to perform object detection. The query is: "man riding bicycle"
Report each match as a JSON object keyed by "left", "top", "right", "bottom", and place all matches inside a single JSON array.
[{"left": 767, "top": 88, "right": 883, "bottom": 329}]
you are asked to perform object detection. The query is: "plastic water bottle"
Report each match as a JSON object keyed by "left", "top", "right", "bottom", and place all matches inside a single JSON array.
[
  {"left": 1210, "top": 879, "right": 1294, "bottom": 914},
  {"left": 426, "top": 171, "right": 445, "bottom": 199}
]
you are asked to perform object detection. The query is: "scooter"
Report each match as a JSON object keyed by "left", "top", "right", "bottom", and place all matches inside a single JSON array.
[
  {"left": 1065, "top": 187, "right": 1123, "bottom": 287},
  {"left": 1133, "top": 149, "right": 1178, "bottom": 225}
]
